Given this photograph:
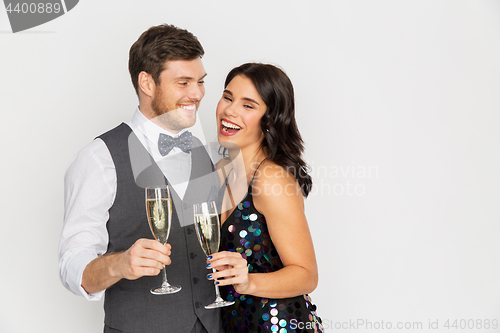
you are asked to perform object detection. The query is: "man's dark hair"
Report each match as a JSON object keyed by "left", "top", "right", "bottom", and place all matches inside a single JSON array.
[{"left": 128, "top": 24, "right": 204, "bottom": 95}]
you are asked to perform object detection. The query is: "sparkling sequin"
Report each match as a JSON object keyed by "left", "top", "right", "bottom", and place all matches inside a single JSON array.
[{"left": 219, "top": 180, "right": 323, "bottom": 332}]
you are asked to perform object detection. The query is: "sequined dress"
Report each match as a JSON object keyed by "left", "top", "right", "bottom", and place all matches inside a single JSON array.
[{"left": 219, "top": 176, "right": 323, "bottom": 333}]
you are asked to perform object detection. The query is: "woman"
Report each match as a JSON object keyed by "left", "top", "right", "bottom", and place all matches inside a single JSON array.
[{"left": 208, "top": 63, "right": 323, "bottom": 333}]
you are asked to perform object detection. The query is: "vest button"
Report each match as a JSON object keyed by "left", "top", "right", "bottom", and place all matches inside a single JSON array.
[
  {"left": 190, "top": 252, "right": 197, "bottom": 259},
  {"left": 195, "top": 302, "right": 201, "bottom": 308},
  {"left": 193, "top": 277, "right": 199, "bottom": 284},
  {"left": 186, "top": 228, "right": 193, "bottom": 234},
  {"left": 183, "top": 203, "right": 189, "bottom": 209}
]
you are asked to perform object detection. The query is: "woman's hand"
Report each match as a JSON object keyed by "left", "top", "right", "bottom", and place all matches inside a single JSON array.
[{"left": 207, "top": 251, "right": 251, "bottom": 295}]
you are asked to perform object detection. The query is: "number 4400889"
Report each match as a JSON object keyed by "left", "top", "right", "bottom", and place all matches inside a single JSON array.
[
  {"left": 5, "top": 2, "right": 62, "bottom": 14},
  {"left": 444, "top": 319, "right": 498, "bottom": 330}
]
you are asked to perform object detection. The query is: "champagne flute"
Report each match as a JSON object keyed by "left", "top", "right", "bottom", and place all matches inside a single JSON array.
[
  {"left": 193, "top": 201, "right": 235, "bottom": 309},
  {"left": 145, "top": 186, "right": 181, "bottom": 295}
]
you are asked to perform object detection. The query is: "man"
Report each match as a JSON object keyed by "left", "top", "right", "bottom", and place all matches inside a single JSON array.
[{"left": 58, "top": 24, "right": 222, "bottom": 333}]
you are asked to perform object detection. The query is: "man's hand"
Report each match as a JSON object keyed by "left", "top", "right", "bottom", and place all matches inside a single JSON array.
[
  {"left": 113, "top": 238, "right": 171, "bottom": 280},
  {"left": 81, "top": 238, "right": 171, "bottom": 294}
]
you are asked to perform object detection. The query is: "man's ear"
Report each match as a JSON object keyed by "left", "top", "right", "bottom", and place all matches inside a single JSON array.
[{"left": 138, "top": 71, "right": 155, "bottom": 98}]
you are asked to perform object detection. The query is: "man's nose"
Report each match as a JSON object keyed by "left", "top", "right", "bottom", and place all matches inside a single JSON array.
[{"left": 188, "top": 83, "right": 204, "bottom": 101}]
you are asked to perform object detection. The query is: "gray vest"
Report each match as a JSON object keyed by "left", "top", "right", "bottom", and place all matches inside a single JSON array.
[{"left": 98, "top": 123, "right": 222, "bottom": 333}]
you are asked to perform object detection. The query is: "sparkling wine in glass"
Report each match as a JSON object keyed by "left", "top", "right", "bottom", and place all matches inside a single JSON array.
[
  {"left": 145, "top": 186, "right": 181, "bottom": 295},
  {"left": 193, "top": 201, "right": 235, "bottom": 309}
]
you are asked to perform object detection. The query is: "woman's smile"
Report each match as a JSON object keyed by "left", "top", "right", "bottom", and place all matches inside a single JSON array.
[
  {"left": 220, "top": 119, "right": 242, "bottom": 136},
  {"left": 216, "top": 75, "right": 267, "bottom": 148}
]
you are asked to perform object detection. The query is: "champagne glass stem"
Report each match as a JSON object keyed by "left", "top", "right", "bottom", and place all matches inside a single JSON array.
[
  {"left": 212, "top": 268, "right": 224, "bottom": 302},
  {"left": 161, "top": 266, "right": 170, "bottom": 288}
]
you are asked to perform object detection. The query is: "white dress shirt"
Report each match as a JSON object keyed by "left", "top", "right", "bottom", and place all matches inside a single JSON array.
[{"left": 58, "top": 108, "right": 192, "bottom": 300}]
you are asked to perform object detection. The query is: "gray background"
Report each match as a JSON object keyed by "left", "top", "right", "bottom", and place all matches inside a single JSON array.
[{"left": 1, "top": 1, "right": 500, "bottom": 332}]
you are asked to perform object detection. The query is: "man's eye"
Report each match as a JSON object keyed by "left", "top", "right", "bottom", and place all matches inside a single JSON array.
[
  {"left": 179, "top": 82, "right": 188, "bottom": 86},
  {"left": 198, "top": 80, "right": 205, "bottom": 85}
]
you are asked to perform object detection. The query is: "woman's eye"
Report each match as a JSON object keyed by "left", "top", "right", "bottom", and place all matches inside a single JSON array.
[
  {"left": 244, "top": 104, "right": 254, "bottom": 109},
  {"left": 223, "top": 96, "right": 232, "bottom": 102}
]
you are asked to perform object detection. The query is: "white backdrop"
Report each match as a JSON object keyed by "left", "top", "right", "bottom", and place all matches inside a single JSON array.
[{"left": 1, "top": 1, "right": 500, "bottom": 332}]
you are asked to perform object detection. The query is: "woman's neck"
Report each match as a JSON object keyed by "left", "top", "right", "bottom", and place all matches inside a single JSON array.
[{"left": 227, "top": 145, "right": 267, "bottom": 182}]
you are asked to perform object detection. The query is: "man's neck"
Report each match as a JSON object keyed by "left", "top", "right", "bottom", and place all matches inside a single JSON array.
[{"left": 138, "top": 105, "right": 182, "bottom": 134}]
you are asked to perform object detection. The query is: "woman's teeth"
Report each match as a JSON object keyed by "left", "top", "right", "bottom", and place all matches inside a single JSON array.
[{"left": 221, "top": 120, "right": 241, "bottom": 130}]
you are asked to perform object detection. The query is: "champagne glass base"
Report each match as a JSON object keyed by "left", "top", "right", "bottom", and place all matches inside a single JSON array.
[
  {"left": 150, "top": 285, "right": 182, "bottom": 295},
  {"left": 205, "top": 300, "right": 235, "bottom": 309}
]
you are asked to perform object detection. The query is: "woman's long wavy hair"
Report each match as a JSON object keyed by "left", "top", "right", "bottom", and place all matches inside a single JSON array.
[{"left": 224, "top": 63, "right": 313, "bottom": 197}]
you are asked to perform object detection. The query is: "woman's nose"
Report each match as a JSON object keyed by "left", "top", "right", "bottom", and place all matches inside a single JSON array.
[{"left": 223, "top": 103, "right": 237, "bottom": 117}]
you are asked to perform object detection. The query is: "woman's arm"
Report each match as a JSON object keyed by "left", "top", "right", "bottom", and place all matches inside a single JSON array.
[{"left": 208, "top": 163, "right": 319, "bottom": 298}]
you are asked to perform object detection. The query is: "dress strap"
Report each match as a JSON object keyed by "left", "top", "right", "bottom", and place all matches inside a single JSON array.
[
  {"left": 221, "top": 167, "right": 235, "bottom": 208},
  {"left": 250, "top": 158, "right": 268, "bottom": 185}
]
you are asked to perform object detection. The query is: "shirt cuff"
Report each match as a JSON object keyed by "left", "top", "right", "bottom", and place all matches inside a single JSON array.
[{"left": 66, "top": 251, "right": 105, "bottom": 301}]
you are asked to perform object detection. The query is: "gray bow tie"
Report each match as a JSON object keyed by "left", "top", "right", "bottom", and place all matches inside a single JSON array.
[{"left": 158, "top": 131, "right": 193, "bottom": 156}]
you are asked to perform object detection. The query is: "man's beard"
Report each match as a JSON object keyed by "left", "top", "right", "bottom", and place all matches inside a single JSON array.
[
  {"left": 150, "top": 89, "right": 197, "bottom": 132},
  {"left": 151, "top": 88, "right": 169, "bottom": 117}
]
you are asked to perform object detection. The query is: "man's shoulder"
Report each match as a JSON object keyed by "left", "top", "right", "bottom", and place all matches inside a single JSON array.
[
  {"left": 65, "top": 137, "right": 114, "bottom": 179},
  {"left": 97, "top": 123, "right": 132, "bottom": 142},
  {"left": 66, "top": 123, "right": 131, "bottom": 173}
]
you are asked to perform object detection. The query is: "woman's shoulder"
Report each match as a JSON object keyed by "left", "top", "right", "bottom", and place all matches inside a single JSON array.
[
  {"left": 254, "top": 159, "right": 297, "bottom": 181},
  {"left": 252, "top": 159, "right": 302, "bottom": 196},
  {"left": 252, "top": 159, "right": 305, "bottom": 214}
]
